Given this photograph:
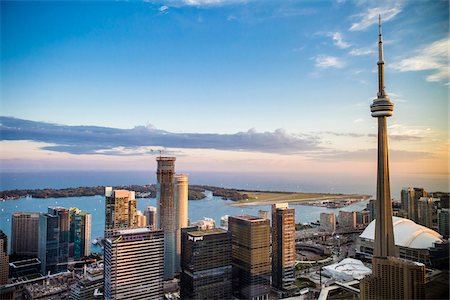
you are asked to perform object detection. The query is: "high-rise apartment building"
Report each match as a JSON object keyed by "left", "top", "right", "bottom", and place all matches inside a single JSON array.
[
  {"left": 417, "top": 197, "right": 438, "bottom": 229},
  {"left": 144, "top": 206, "right": 157, "bottom": 230},
  {"left": 367, "top": 199, "right": 376, "bottom": 221},
  {"left": 180, "top": 228, "right": 232, "bottom": 299},
  {"left": 136, "top": 210, "right": 147, "bottom": 227},
  {"left": 156, "top": 156, "right": 177, "bottom": 280},
  {"left": 271, "top": 204, "right": 296, "bottom": 296},
  {"left": 104, "top": 228, "right": 164, "bottom": 299},
  {"left": 338, "top": 211, "right": 357, "bottom": 230},
  {"left": 104, "top": 188, "right": 137, "bottom": 238},
  {"left": 0, "top": 230, "right": 8, "bottom": 285},
  {"left": 401, "top": 187, "right": 414, "bottom": 216},
  {"left": 69, "top": 208, "right": 91, "bottom": 259},
  {"left": 229, "top": 215, "right": 271, "bottom": 300},
  {"left": 11, "top": 212, "right": 39, "bottom": 258},
  {"left": 360, "top": 16, "right": 426, "bottom": 300},
  {"left": 175, "top": 174, "right": 188, "bottom": 274},
  {"left": 438, "top": 208, "right": 449, "bottom": 239},
  {"left": 320, "top": 212, "right": 336, "bottom": 233}
]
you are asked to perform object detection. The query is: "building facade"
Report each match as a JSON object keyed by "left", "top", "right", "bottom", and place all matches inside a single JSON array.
[
  {"left": 320, "top": 212, "right": 336, "bottom": 233},
  {"left": 0, "top": 230, "right": 8, "bottom": 285},
  {"left": 104, "top": 188, "right": 137, "bottom": 238},
  {"left": 180, "top": 228, "right": 232, "bottom": 299},
  {"left": 175, "top": 174, "right": 188, "bottom": 274},
  {"left": 104, "top": 228, "right": 164, "bottom": 299},
  {"left": 271, "top": 204, "right": 296, "bottom": 296},
  {"left": 229, "top": 215, "right": 271, "bottom": 300},
  {"left": 417, "top": 197, "right": 439, "bottom": 229},
  {"left": 156, "top": 156, "right": 177, "bottom": 280},
  {"left": 438, "top": 208, "right": 449, "bottom": 239},
  {"left": 11, "top": 212, "right": 39, "bottom": 258},
  {"left": 144, "top": 206, "right": 157, "bottom": 230},
  {"left": 70, "top": 263, "right": 103, "bottom": 300},
  {"left": 69, "top": 208, "right": 92, "bottom": 259},
  {"left": 338, "top": 211, "right": 357, "bottom": 230}
]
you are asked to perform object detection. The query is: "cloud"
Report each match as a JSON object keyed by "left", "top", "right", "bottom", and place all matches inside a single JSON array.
[
  {"left": 349, "top": 47, "right": 374, "bottom": 56},
  {"left": 349, "top": 4, "right": 402, "bottom": 31},
  {"left": 330, "top": 32, "right": 350, "bottom": 49},
  {"left": 313, "top": 148, "right": 431, "bottom": 162},
  {"left": 159, "top": 5, "right": 169, "bottom": 12},
  {"left": 392, "top": 37, "right": 449, "bottom": 84},
  {"left": 314, "top": 55, "right": 345, "bottom": 69},
  {"left": 367, "top": 133, "right": 423, "bottom": 141},
  {"left": 0, "top": 117, "right": 321, "bottom": 156},
  {"left": 320, "top": 131, "right": 365, "bottom": 138}
]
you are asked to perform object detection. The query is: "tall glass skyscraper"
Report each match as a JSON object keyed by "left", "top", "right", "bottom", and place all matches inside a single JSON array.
[{"left": 69, "top": 208, "right": 92, "bottom": 259}]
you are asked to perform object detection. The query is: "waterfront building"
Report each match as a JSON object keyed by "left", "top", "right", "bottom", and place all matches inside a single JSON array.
[
  {"left": 69, "top": 208, "right": 91, "bottom": 259},
  {"left": 0, "top": 230, "right": 8, "bottom": 285},
  {"left": 438, "top": 208, "right": 449, "bottom": 239},
  {"left": 136, "top": 210, "right": 147, "bottom": 227},
  {"left": 271, "top": 204, "right": 296, "bottom": 296},
  {"left": 359, "top": 17, "right": 426, "bottom": 299},
  {"left": 367, "top": 199, "right": 376, "bottom": 222},
  {"left": 229, "top": 215, "right": 271, "bottom": 300},
  {"left": 70, "top": 263, "right": 103, "bottom": 300},
  {"left": 406, "top": 187, "right": 427, "bottom": 222},
  {"left": 104, "top": 188, "right": 137, "bottom": 238},
  {"left": 401, "top": 187, "right": 414, "bottom": 216},
  {"left": 156, "top": 156, "right": 177, "bottom": 280},
  {"left": 175, "top": 174, "right": 188, "bottom": 274},
  {"left": 338, "top": 211, "right": 357, "bottom": 230},
  {"left": 11, "top": 212, "right": 39, "bottom": 258},
  {"left": 356, "top": 210, "right": 370, "bottom": 228},
  {"left": 38, "top": 207, "right": 70, "bottom": 274},
  {"left": 191, "top": 217, "right": 216, "bottom": 230},
  {"left": 144, "top": 206, "right": 157, "bottom": 230},
  {"left": 320, "top": 212, "right": 336, "bottom": 233},
  {"left": 104, "top": 228, "right": 164, "bottom": 299},
  {"left": 180, "top": 228, "right": 232, "bottom": 299},
  {"left": 258, "top": 210, "right": 270, "bottom": 220},
  {"left": 220, "top": 215, "right": 229, "bottom": 229}
]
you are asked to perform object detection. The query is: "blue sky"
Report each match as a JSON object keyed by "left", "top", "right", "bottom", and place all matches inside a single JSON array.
[{"left": 0, "top": 0, "right": 448, "bottom": 191}]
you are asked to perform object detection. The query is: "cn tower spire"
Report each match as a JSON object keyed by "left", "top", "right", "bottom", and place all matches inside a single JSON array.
[{"left": 370, "top": 15, "right": 396, "bottom": 258}]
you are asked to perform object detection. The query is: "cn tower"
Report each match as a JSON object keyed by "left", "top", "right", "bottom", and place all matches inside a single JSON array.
[{"left": 370, "top": 15, "right": 396, "bottom": 258}]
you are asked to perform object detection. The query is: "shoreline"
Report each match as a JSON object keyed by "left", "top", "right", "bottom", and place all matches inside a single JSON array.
[{"left": 229, "top": 195, "right": 370, "bottom": 207}]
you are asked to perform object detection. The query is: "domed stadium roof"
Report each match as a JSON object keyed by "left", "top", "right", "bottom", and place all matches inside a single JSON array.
[{"left": 360, "top": 216, "right": 443, "bottom": 249}]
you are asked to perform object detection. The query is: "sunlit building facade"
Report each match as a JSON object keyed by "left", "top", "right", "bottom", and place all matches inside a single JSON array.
[
  {"left": 104, "top": 188, "right": 137, "bottom": 238},
  {"left": 11, "top": 212, "right": 39, "bottom": 258}
]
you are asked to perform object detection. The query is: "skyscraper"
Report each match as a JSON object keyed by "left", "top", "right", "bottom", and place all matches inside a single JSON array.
[
  {"left": 320, "top": 212, "right": 336, "bottom": 233},
  {"left": 175, "top": 174, "right": 188, "bottom": 274},
  {"left": 417, "top": 197, "right": 438, "bottom": 228},
  {"left": 156, "top": 156, "right": 177, "bottom": 280},
  {"left": 48, "top": 207, "right": 70, "bottom": 266},
  {"left": 271, "top": 204, "right": 296, "bottom": 296},
  {"left": 144, "top": 206, "right": 157, "bottom": 230},
  {"left": 180, "top": 228, "right": 232, "bottom": 299},
  {"left": 401, "top": 187, "right": 414, "bottom": 217},
  {"left": 104, "top": 228, "right": 164, "bottom": 299},
  {"left": 104, "top": 188, "right": 137, "bottom": 238},
  {"left": 360, "top": 16, "right": 426, "bottom": 300},
  {"left": 69, "top": 208, "right": 92, "bottom": 259},
  {"left": 11, "top": 212, "right": 39, "bottom": 258},
  {"left": 136, "top": 210, "right": 147, "bottom": 227},
  {"left": 229, "top": 215, "right": 271, "bottom": 300},
  {"left": 438, "top": 208, "right": 449, "bottom": 239},
  {"left": 0, "top": 230, "right": 8, "bottom": 285},
  {"left": 38, "top": 212, "right": 61, "bottom": 274}
]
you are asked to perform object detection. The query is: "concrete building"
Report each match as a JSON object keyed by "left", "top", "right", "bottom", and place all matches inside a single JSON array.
[
  {"left": 69, "top": 208, "right": 91, "bottom": 259},
  {"left": 320, "top": 212, "right": 336, "bottom": 233},
  {"left": 39, "top": 207, "right": 70, "bottom": 274},
  {"left": 11, "top": 212, "right": 39, "bottom": 258},
  {"left": 271, "top": 204, "right": 296, "bottom": 296},
  {"left": 191, "top": 218, "right": 216, "bottom": 230},
  {"left": 104, "top": 228, "right": 164, "bottom": 299},
  {"left": 70, "top": 263, "right": 103, "bottom": 300},
  {"left": 367, "top": 199, "right": 376, "bottom": 222},
  {"left": 156, "top": 156, "right": 177, "bottom": 280},
  {"left": 438, "top": 208, "right": 449, "bottom": 239},
  {"left": 175, "top": 174, "right": 188, "bottom": 274},
  {"left": 180, "top": 228, "right": 232, "bottom": 299},
  {"left": 144, "top": 206, "right": 157, "bottom": 230},
  {"left": 401, "top": 187, "right": 414, "bottom": 217},
  {"left": 356, "top": 210, "right": 370, "bottom": 228},
  {"left": 360, "top": 18, "right": 426, "bottom": 299},
  {"left": 257, "top": 210, "right": 270, "bottom": 220},
  {"left": 104, "top": 188, "right": 137, "bottom": 238},
  {"left": 417, "top": 197, "right": 439, "bottom": 229},
  {"left": 338, "top": 211, "right": 357, "bottom": 230},
  {"left": 0, "top": 230, "right": 8, "bottom": 285},
  {"left": 136, "top": 210, "right": 147, "bottom": 227},
  {"left": 229, "top": 215, "right": 271, "bottom": 300}
]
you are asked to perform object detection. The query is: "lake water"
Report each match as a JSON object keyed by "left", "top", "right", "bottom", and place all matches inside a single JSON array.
[{"left": 0, "top": 192, "right": 368, "bottom": 253}]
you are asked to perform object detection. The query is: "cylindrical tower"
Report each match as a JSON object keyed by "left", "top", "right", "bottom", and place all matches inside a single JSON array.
[{"left": 370, "top": 16, "right": 396, "bottom": 259}]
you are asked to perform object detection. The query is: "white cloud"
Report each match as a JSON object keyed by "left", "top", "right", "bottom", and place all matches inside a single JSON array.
[
  {"left": 349, "top": 47, "right": 374, "bottom": 56},
  {"left": 330, "top": 32, "right": 350, "bottom": 49},
  {"left": 353, "top": 118, "right": 364, "bottom": 124},
  {"left": 392, "top": 37, "right": 449, "bottom": 84},
  {"left": 315, "top": 55, "right": 345, "bottom": 69},
  {"left": 349, "top": 4, "right": 401, "bottom": 31},
  {"left": 159, "top": 5, "right": 169, "bottom": 12}
]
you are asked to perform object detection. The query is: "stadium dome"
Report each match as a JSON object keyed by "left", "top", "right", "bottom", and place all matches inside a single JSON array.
[{"left": 360, "top": 216, "right": 443, "bottom": 249}]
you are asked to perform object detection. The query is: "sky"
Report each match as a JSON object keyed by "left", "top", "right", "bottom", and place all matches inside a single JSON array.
[{"left": 0, "top": 0, "right": 448, "bottom": 193}]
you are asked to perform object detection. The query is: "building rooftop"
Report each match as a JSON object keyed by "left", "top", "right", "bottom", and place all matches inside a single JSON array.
[
  {"left": 360, "top": 216, "right": 443, "bottom": 249},
  {"left": 231, "top": 215, "right": 265, "bottom": 222},
  {"left": 188, "top": 228, "right": 227, "bottom": 237},
  {"left": 118, "top": 227, "right": 151, "bottom": 235}
]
